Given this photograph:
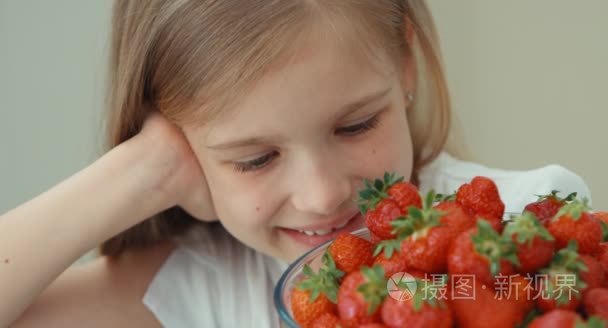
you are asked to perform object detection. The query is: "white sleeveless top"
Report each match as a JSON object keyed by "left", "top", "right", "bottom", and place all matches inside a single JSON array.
[{"left": 142, "top": 153, "right": 591, "bottom": 327}]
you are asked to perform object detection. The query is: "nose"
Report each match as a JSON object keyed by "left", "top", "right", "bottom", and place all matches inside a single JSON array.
[{"left": 289, "top": 153, "right": 353, "bottom": 216}]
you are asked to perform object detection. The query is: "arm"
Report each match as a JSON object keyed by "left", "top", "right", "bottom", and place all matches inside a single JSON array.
[
  {"left": 0, "top": 137, "right": 171, "bottom": 326},
  {"left": 0, "top": 113, "right": 215, "bottom": 326}
]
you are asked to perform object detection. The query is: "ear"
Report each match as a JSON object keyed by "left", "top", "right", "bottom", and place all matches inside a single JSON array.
[{"left": 402, "top": 17, "right": 417, "bottom": 104}]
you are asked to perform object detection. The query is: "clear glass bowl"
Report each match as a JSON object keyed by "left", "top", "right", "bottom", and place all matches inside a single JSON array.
[
  {"left": 272, "top": 213, "right": 520, "bottom": 327},
  {"left": 273, "top": 227, "right": 370, "bottom": 328}
]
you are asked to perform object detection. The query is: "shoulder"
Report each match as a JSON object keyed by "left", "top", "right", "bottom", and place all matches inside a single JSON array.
[
  {"left": 142, "top": 224, "right": 287, "bottom": 327},
  {"left": 418, "top": 152, "right": 591, "bottom": 212},
  {"left": 11, "top": 242, "right": 175, "bottom": 328}
]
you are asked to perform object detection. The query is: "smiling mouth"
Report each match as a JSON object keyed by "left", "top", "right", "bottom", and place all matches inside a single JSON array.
[{"left": 282, "top": 212, "right": 362, "bottom": 236}]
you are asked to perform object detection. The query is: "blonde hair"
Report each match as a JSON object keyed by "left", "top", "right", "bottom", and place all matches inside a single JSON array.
[{"left": 101, "top": 0, "right": 452, "bottom": 256}]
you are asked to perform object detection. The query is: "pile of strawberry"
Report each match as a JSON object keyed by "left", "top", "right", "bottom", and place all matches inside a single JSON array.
[{"left": 289, "top": 173, "right": 608, "bottom": 328}]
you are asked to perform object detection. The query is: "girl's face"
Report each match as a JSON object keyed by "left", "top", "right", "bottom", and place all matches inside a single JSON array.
[{"left": 183, "top": 33, "right": 415, "bottom": 262}]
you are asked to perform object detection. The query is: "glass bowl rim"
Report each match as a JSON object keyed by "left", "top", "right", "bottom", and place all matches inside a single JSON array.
[{"left": 273, "top": 227, "right": 369, "bottom": 327}]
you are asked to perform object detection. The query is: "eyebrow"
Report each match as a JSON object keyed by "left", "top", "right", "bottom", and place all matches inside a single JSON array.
[{"left": 206, "top": 87, "right": 392, "bottom": 150}]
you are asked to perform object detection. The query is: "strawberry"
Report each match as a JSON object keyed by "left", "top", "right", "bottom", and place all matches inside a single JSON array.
[
  {"left": 593, "top": 211, "right": 608, "bottom": 242},
  {"left": 580, "top": 255, "right": 606, "bottom": 292},
  {"left": 503, "top": 212, "right": 555, "bottom": 273},
  {"left": 292, "top": 252, "right": 344, "bottom": 327},
  {"left": 547, "top": 199, "right": 602, "bottom": 255},
  {"left": 528, "top": 310, "right": 583, "bottom": 328},
  {"left": 358, "top": 173, "right": 421, "bottom": 240},
  {"left": 524, "top": 190, "right": 577, "bottom": 225},
  {"left": 450, "top": 275, "right": 532, "bottom": 328},
  {"left": 594, "top": 211, "right": 608, "bottom": 222},
  {"left": 447, "top": 220, "right": 519, "bottom": 286},
  {"left": 536, "top": 241, "right": 587, "bottom": 313},
  {"left": 380, "top": 279, "right": 453, "bottom": 328},
  {"left": 329, "top": 233, "right": 374, "bottom": 274},
  {"left": 372, "top": 250, "right": 408, "bottom": 278},
  {"left": 337, "top": 265, "right": 387, "bottom": 327},
  {"left": 583, "top": 288, "right": 608, "bottom": 322},
  {"left": 370, "top": 231, "right": 383, "bottom": 244},
  {"left": 387, "top": 181, "right": 422, "bottom": 214},
  {"left": 434, "top": 199, "right": 476, "bottom": 236},
  {"left": 365, "top": 199, "right": 404, "bottom": 240},
  {"left": 358, "top": 324, "right": 388, "bottom": 328},
  {"left": 594, "top": 243, "right": 608, "bottom": 287},
  {"left": 391, "top": 191, "right": 457, "bottom": 273},
  {"left": 291, "top": 289, "right": 337, "bottom": 328},
  {"left": 310, "top": 313, "right": 341, "bottom": 328},
  {"left": 456, "top": 176, "right": 505, "bottom": 222}
]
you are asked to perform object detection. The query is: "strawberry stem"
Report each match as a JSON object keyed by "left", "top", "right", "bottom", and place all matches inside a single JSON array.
[
  {"left": 357, "top": 172, "right": 404, "bottom": 214},
  {"left": 471, "top": 220, "right": 520, "bottom": 276},
  {"left": 554, "top": 198, "right": 591, "bottom": 221},
  {"left": 357, "top": 265, "right": 388, "bottom": 314},
  {"left": 503, "top": 212, "right": 554, "bottom": 247},
  {"left": 297, "top": 251, "right": 344, "bottom": 303}
]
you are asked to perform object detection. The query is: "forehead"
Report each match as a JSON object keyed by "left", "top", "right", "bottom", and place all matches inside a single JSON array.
[{"left": 203, "top": 29, "right": 399, "bottom": 144}]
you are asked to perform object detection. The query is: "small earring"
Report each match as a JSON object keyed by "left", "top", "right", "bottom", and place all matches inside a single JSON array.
[{"left": 407, "top": 93, "right": 414, "bottom": 102}]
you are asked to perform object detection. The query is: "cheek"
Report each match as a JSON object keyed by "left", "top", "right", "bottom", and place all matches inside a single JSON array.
[
  {"left": 205, "top": 169, "right": 279, "bottom": 228},
  {"left": 352, "top": 111, "right": 413, "bottom": 181}
]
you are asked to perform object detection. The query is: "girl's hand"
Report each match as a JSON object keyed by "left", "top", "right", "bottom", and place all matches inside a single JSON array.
[{"left": 135, "top": 112, "right": 217, "bottom": 222}]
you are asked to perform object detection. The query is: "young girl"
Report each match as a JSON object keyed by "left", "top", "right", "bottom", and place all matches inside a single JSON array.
[{"left": 1, "top": 0, "right": 591, "bottom": 327}]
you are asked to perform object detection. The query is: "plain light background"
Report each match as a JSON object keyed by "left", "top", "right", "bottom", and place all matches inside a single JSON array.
[{"left": 1, "top": 0, "right": 606, "bottom": 216}]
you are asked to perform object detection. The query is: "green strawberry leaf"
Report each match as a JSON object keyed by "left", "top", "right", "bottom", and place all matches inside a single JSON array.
[
  {"left": 503, "top": 212, "right": 554, "bottom": 247},
  {"left": 297, "top": 252, "right": 344, "bottom": 304},
  {"left": 554, "top": 198, "right": 590, "bottom": 221},
  {"left": 472, "top": 220, "right": 520, "bottom": 276},
  {"left": 357, "top": 265, "right": 388, "bottom": 315}
]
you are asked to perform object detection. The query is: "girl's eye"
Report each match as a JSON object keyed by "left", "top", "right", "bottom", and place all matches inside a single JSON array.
[
  {"left": 232, "top": 151, "right": 279, "bottom": 173},
  {"left": 335, "top": 114, "right": 380, "bottom": 136},
  {"left": 231, "top": 114, "right": 380, "bottom": 174}
]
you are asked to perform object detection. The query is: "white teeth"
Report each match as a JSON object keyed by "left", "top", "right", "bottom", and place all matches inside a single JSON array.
[
  {"left": 314, "top": 229, "right": 332, "bottom": 235},
  {"left": 336, "top": 219, "right": 350, "bottom": 229},
  {"left": 296, "top": 215, "right": 356, "bottom": 236},
  {"left": 300, "top": 228, "right": 332, "bottom": 236}
]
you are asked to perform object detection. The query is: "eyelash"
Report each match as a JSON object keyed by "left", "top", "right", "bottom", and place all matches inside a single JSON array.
[{"left": 231, "top": 114, "right": 381, "bottom": 173}]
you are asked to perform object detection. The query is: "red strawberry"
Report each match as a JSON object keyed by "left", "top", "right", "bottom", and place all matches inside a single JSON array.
[
  {"left": 358, "top": 324, "right": 388, "bottom": 328},
  {"left": 391, "top": 191, "right": 458, "bottom": 273},
  {"left": 337, "top": 266, "right": 387, "bottom": 327},
  {"left": 581, "top": 255, "right": 606, "bottom": 292},
  {"left": 524, "top": 190, "right": 577, "bottom": 225},
  {"left": 292, "top": 253, "right": 344, "bottom": 327},
  {"left": 456, "top": 176, "right": 505, "bottom": 221},
  {"left": 380, "top": 278, "right": 452, "bottom": 328},
  {"left": 592, "top": 211, "right": 608, "bottom": 224},
  {"left": 310, "top": 312, "right": 341, "bottom": 328},
  {"left": 450, "top": 275, "right": 532, "bottom": 328},
  {"left": 447, "top": 220, "right": 519, "bottom": 286},
  {"left": 434, "top": 200, "right": 476, "bottom": 236},
  {"left": 593, "top": 211, "right": 608, "bottom": 243},
  {"left": 594, "top": 243, "right": 608, "bottom": 287},
  {"left": 358, "top": 173, "right": 421, "bottom": 240},
  {"left": 372, "top": 250, "right": 408, "bottom": 278},
  {"left": 547, "top": 199, "right": 602, "bottom": 255},
  {"left": 503, "top": 212, "right": 556, "bottom": 273},
  {"left": 536, "top": 241, "right": 587, "bottom": 313},
  {"left": 387, "top": 181, "right": 422, "bottom": 214},
  {"left": 365, "top": 199, "right": 404, "bottom": 240},
  {"left": 291, "top": 288, "right": 337, "bottom": 328},
  {"left": 528, "top": 310, "right": 583, "bottom": 328},
  {"left": 370, "top": 231, "right": 383, "bottom": 244},
  {"left": 583, "top": 288, "right": 608, "bottom": 322},
  {"left": 329, "top": 233, "right": 374, "bottom": 274}
]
